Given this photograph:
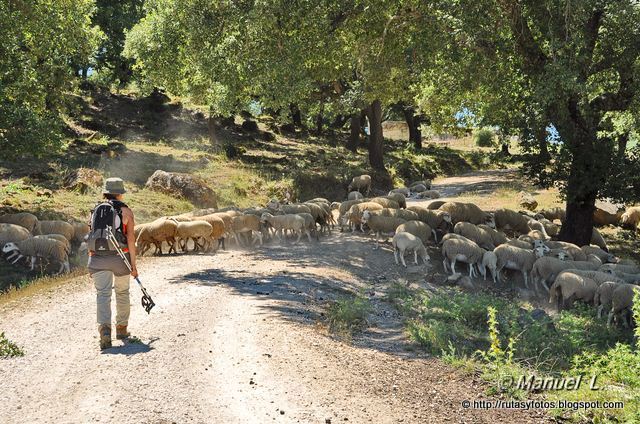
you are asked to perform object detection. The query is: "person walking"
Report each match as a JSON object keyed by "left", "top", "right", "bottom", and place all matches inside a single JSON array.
[{"left": 87, "top": 177, "right": 138, "bottom": 350}]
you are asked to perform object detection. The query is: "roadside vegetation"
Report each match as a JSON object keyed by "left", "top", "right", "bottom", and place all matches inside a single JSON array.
[{"left": 387, "top": 285, "right": 640, "bottom": 422}]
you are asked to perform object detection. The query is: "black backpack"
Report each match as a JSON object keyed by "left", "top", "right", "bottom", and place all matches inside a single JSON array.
[{"left": 87, "top": 201, "right": 128, "bottom": 254}]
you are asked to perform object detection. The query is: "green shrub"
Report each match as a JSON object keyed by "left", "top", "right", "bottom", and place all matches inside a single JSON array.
[
  {"left": 0, "top": 100, "right": 63, "bottom": 159},
  {"left": 474, "top": 128, "right": 495, "bottom": 147},
  {"left": 0, "top": 332, "right": 24, "bottom": 358},
  {"left": 326, "top": 293, "right": 372, "bottom": 338}
]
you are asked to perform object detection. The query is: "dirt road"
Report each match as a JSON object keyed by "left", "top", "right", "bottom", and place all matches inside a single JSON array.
[{"left": 0, "top": 171, "right": 549, "bottom": 423}]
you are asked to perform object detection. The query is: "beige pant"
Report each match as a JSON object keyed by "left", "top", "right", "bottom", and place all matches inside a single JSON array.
[{"left": 92, "top": 270, "right": 130, "bottom": 326}]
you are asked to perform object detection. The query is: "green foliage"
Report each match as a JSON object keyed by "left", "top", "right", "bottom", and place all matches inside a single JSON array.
[
  {"left": 473, "top": 128, "right": 495, "bottom": 147},
  {"left": 0, "top": 332, "right": 24, "bottom": 358},
  {"left": 92, "top": 0, "right": 145, "bottom": 86},
  {"left": 326, "top": 293, "right": 372, "bottom": 338},
  {"left": 0, "top": 0, "right": 101, "bottom": 158}
]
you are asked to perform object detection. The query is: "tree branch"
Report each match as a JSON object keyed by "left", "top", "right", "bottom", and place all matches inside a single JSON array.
[{"left": 497, "top": 0, "right": 547, "bottom": 75}]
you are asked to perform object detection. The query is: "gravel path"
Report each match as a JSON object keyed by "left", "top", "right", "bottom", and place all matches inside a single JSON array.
[{"left": 0, "top": 172, "right": 551, "bottom": 423}]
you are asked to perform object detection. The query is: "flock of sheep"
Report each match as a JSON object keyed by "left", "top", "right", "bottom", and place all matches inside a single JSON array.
[{"left": 2, "top": 173, "right": 640, "bottom": 328}]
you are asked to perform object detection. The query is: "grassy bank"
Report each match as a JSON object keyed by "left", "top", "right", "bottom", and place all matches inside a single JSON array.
[{"left": 387, "top": 285, "right": 639, "bottom": 422}]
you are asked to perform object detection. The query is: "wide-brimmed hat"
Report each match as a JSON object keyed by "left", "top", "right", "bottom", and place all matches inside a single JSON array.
[{"left": 103, "top": 177, "right": 127, "bottom": 195}]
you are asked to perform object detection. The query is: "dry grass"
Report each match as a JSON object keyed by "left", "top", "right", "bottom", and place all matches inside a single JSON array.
[{"left": 0, "top": 269, "right": 89, "bottom": 308}]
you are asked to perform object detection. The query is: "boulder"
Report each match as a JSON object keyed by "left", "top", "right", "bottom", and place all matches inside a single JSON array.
[
  {"left": 145, "top": 170, "right": 218, "bottom": 208},
  {"left": 63, "top": 168, "right": 104, "bottom": 194}
]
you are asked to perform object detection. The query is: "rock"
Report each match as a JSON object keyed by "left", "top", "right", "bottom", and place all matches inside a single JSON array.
[
  {"left": 63, "top": 168, "right": 104, "bottom": 194},
  {"left": 519, "top": 191, "right": 538, "bottom": 211},
  {"left": 145, "top": 170, "right": 218, "bottom": 208},
  {"left": 36, "top": 189, "right": 53, "bottom": 197},
  {"left": 241, "top": 120, "right": 258, "bottom": 132}
]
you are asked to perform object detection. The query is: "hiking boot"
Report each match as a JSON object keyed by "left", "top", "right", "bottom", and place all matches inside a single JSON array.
[
  {"left": 116, "top": 325, "right": 130, "bottom": 340},
  {"left": 99, "top": 324, "right": 111, "bottom": 350}
]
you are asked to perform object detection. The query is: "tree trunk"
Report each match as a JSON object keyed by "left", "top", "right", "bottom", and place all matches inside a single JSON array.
[
  {"left": 315, "top": 102, "right": 324, "bottom": 134},
  {"left": 501, "top": 143, "right": 510, "bottom": 155},
  {"left": 402, "top": 106, "right": 422, "bottom": 149},
  {"left": 558, "top": 189, "right": 596, "bottom": 246},
  {"left": 289, "top": 103, "right": 302, "bottom": 127},
  {"left": 331, "top": 114, "right": 349, "bottom": 129},
  {"left": 81, "top": 67, "right": 88, "bottom": 80},
  {"left": 617, "top": 133, "right": 629, "bottom": 158},
  {"left": 347, "top": 113, "right": 360, "bottom": 152},
  {"left": 365, "top": 99, "right": 385, "bottom": 171},
  {"left": 536, "top": 125, "right": 550, "bottom": 162},
  {"left": 208, "top": 107, "right": 219, "bottom": 149}
]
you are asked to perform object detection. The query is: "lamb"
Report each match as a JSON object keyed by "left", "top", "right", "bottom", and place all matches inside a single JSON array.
[
  {"left": 599, "top": 262, "right": 640, "bottom": 274},
  {"left": 453, "top": 222, "right": 495, "bottom": 250},
  {"left": 348, "top": 174, "right": 372, "bottom": 194},
  {"left": 260, "top": 213, "right": 310, "bottom": 243},
  {"left": 607, "top": 284, "right": 640, "bottom": 328},
  {"left": 360, "top": 214, "right": 406, "bottom": 248},
  {"left": 480, "top": 250, "right": 498, "bottom": 283},
  {"left": 536, "top": 207, "right": 566, "bottom": 223},
  {"left": 590, "top": 227, "right": 608, "bottom": 251},
  {"left": 38, "top": 220, "right": 75, "bottom": 241},
  {"left": 548, "top": 272, "right": 598, "bottom": 311},
  {"left": 395, "top": 220, "right": 433, "bottom": 245},
  {"left": 0, "top": 223, "right": 31, "bottom": 247},
  {"left": 174, "top": 220, "right": 213, "bottom": 252},
  {"left": 415, "top": 190, "right": 441, "bottom": 199},
  {"left": 344, "top": 202, "right": 383, "bottom": 231},
  {"left": 348, "top": 191, "right": 364, "bottom": 201},
  {"left": 478, "top": 224, "right": 508, "bottom": 246},
  {"left": 392, "top": 232, "right": 430, "bottom": 267},
  {"left": 369, "top": 197, "right": 400, "bottom": 209},
  {"left": 441, "top": 237, "right": 485, "bottom": 277},
  {"left": 493, "top": 244, "right": 539, "bottom": 288},
  {"left": 230, "top": 214, "right": 264, "bottom": 247},
  {"left": 2, "top": 238, "right": 69, "bottom": 274},
  {"left": 544, "top": 241, "right": 587, "bottom": 261},
  {"left": 439, "top": 202, "right": 494, "bottom": 227},
  {"left": 407, "top": 206, "right": 452, "bottom": 242},
  {"left": 494, "top": 208, "right": 534, "bottom": 234},
  {"left": 385, "top": 192, "right": 407, "bottom": 208},
  {"left": 594, "top": 281, "right": 622, "bottom": 319},
  {"left": 620, "top": 206, "right": 640, "bottom": 230},
  {"left": 135, "top": 218, "right": 178, "bottom": 255},
  {"left": 581, "top": 245, "right": 617, "bottom": 264},
  {"left": 389, "top": 187, "right": 410, "bottom": 197},
  {"left": 0, "top": 212, "right": 40, "bottom": 233}
]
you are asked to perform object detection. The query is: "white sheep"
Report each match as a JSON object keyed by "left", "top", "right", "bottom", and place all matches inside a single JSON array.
[
  {"left": 600, "top": 269, "right": 640, "bottom": 284},
  {"left": 620, "top": 206, "right": 640, "bottom": 231},
  {"left": 384, "top": 192, "right": 407, "bottom": 208},
  {"left": 395, "top": 220, "right": 432, "bottom": 245},
  {"left": 174, "top": 220, "right": 213, "bottom": 252},
  {"left": 0, "top": 223, "right": 31, "bottom": 247},
  {"left": 2, "top": 238, "right": 70, "bottom": 274},
  {"left": 34, "top": 234, "right": 71, "bottom": 253},
  {"left": 415, "top": 190, "right": 441, "bottom": 200},
  {"left": 453, "top": 222, "right": 495, "bottom": 250},
  {"left": 0, "top": 212, "right": 40, "bottom": 233},
  {"left": 478, "top": 224, "right": 508, "bottom": 246},
  {"left": 369, "top": 197, "right": 401, "bottom": 209},
  {"left": 365, "top": 208, "right": 419, "bottom": 222},
  {"left": 406, "top": 206, "right": 452, "bottom": 242},
  {"left": 345, "top": 202, "right": 383, "bottom": 232},
  {"left": 480, "top": 250, "right": 498, "bottom": 283},
  {"left": 607, "top": 284, "right": 640, "bottom": 328},
  {"left": 599, "top": 262, "right": 640, "bottom": 274},
  {"left": 439, "top": 202, "right": 494, "bottom": 227},
  {"left": 493, "top": 244, "right": 539, "bottom": 288},
  {"left": 590, "top": 227, "right": 608, "bottom": 251},
  {"left": 536, "top": 207, "right": 566, "bottom": 223},
  {"left": 230, "top": 214, "right": 264, "bottom": 247},
  {"left": 594, "top": 281, "right": 622, "bottom": 319},
  {"left": 581, "top": 245, "right": 617, "bottom": 264},
  {"left": 441, "top": 237, "right": 485, "bottom": 278},
  {"left": 361, "top": 214, "right": 406, "bottom": 248},
  {"left": 544, "top": 241, "right": 587, "bottom": 261},
  {"left": 260, "top": 212, "right": 310, "bottom": 243},
  {"left": 389, "top": 187, "right": 410, "bottom": 197},
  {"left": 392, "top": 232, "right": 430, "bottom": 267},
  {"left": 549, "top": 272, "right": 598, "bottom": 311},
  {"left": 347, "top": 191, "right": 364, "bottom": 201},
  {"left": 37, "top": 220, "right": 75, "bottom": 241},
  {"left": 348, "top": 174, "right": 372, "bottom": 194},
  {"left": 136, "top": 218, "right": 178, "bottom": 255},
  {"left": 494, "top": 208, "right": 533, "bottom": 234}
]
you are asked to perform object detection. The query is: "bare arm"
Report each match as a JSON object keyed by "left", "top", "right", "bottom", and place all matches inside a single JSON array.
[{"left": 121, "top": 207, "right": 138, "bottom": 276}]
